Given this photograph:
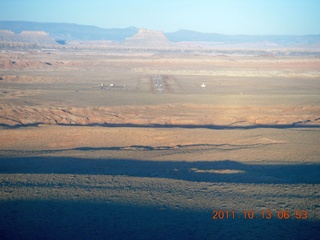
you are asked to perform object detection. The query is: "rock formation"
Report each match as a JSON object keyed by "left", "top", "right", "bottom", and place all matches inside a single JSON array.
[
  {"left": 0, "top": 30, "right": 57, "bottom": 45},
  {"left": 124, "top": 28, "right": 170, "bottom": 47}
]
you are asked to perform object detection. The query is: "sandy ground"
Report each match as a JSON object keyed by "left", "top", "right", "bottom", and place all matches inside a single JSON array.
[{"left": 0, "top": 49, "right": 320, "bottom": 239}]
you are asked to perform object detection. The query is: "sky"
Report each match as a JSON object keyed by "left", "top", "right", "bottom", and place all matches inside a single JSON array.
[{"left": 1, "top": 0, "right": 320, "bottom": 35}]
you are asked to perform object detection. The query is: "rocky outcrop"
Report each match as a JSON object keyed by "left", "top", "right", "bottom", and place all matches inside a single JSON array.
[
  {"left": 0, "top": 30, "right": 57, "bottom": 45},
  {"left": 125, "top": 28, "right": 170, "bottom": 47},
  {"left": 0, "top": 104, "right": 319, "bottom": 128}
]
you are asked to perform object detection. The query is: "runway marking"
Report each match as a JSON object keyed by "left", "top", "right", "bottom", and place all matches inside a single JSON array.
[{"left": 152, "top": 75, "right": 164, "bottom": 94}]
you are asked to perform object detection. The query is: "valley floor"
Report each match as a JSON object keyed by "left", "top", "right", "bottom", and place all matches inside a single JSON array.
[{"left": 0, "top": 49, "right": 319, "bottom": 239}]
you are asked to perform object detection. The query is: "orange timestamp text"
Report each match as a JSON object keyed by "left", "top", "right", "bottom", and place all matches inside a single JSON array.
[{"left": 212, "top": 210, "right": 308, "bottom": 220}]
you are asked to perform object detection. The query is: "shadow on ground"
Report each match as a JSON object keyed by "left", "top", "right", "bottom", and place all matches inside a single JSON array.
[
  {"left": 1, "top": 157, "right": 320, "bottom": 184},
  {"left": 1, "top": 157, "right": 320, "bottom": 239},
  {"left": 0, "top": 200, "right": 319, "bottom": 240},
  {"left": 1, "top": 122, "right": 320, "bottom": 130}
]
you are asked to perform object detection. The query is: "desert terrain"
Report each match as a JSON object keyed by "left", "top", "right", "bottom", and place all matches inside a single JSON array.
[{"left": 1, "top": 44, "right": 320, "bottom": 239}]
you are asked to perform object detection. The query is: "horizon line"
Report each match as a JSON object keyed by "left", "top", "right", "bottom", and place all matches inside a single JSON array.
[{"left": 1, "top": 20, "right": 320, "bottom": 36}]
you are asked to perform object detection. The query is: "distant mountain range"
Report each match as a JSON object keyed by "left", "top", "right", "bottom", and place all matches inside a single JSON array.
[
  {"left": 166, "top": 29, "right": 320, "bottom": 45},
  {"left": 0, "top": 21, "right": 138, "bottom": 42},
  {"left": 1, "top": 21, "right": 320, "bottom": 46}
]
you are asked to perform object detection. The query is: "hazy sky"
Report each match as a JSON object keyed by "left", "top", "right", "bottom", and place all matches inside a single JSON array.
[{"left": 2, "top": 0, "right": 320, "bottom": 35}]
